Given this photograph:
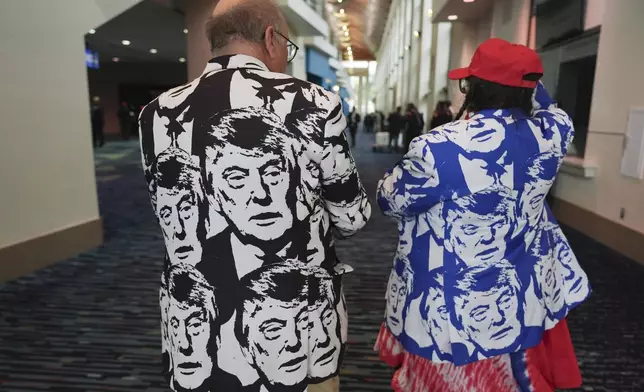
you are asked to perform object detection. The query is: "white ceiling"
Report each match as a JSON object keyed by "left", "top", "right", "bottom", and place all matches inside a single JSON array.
[
  {"left": 85, "top": 0, "right": 188, "bottom": 63},
  {"left": 433, "top": 0, "right": 495, "bottom": 22}
]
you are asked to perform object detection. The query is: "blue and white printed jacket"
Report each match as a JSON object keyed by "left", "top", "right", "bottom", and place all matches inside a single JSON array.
[{"left": 377, "top": 83, "right": 591, "bottom": 365}]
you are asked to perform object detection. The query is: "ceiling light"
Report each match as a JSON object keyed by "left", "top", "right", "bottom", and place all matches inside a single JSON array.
[
  {"left": 149, "top": 48, "right": 158, "bottom": 54},
  {"left": 179, "top": 57, "right": 186, "bottom": 63},
  {"left": 183, "top": 28, "right": 188, "bottom": 34},
  {"left": 448, "top": 15, "right": 458, "bottom": 20},
  {"left": 405, "top": 45, "right": 410, "bottom": 51},
  {"left": 332, "top": 85, "right": 340, "bottom": 92},
  {"left": 413, "top": 30, "right": 420, "bottom": 38},
  {"left": 89, "top": 29, "right": 96, "bottom": 34},
  {"left": 342, "top": 25, "right": 348, "bottom": 31},
  {"left": 339, "top": 9, "right": 345, "bottom": 14},
  {"left": 464, "top": 0, "right": 474, "bottom": 2},
  {"left": 112, "top": 57, "right": 120, "bottom": 62},
  {"left": 121, "top": 40, "right": 131, "bottom": 46},
  {"left": 344, "top": 31, "right": 349, "bottom": 37},
  {"left": 427, "top": 8, "right": 433, "bottom": 16}
]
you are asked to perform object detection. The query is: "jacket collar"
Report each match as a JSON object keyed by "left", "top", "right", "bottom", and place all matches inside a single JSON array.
[
  {"left": 203, "top": 54, "right": 269, "bottom": 75},
  {"left": 473, "top": 107, "right": 529, "bottom": 121}
]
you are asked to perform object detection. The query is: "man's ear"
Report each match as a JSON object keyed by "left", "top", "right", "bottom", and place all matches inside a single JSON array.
[{"left": 263, "top": 25, "right": 277, "bottom": 56}]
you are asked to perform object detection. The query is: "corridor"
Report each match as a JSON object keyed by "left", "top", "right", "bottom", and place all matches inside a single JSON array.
[{"left": 0, "top": 133, "right": 643, "bottom": 391}]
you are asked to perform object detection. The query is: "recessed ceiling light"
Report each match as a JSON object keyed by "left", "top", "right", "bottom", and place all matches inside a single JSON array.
[
  {"left": 344, "top": 31, "right": 349, "bottom": 37},
  {"left": 89, "top": 29, "right": 96, "bottom": 34},
  {"left": 428, "top": 8, "right": 433, "bottom": 16},
  {"left": 405, "top": 45, "right": 410, "bottom": 51},
  {"left": 179, "top": 57, "right": 186, "bottom": 63},
  {"left": 183, "top": 29, "right": 188, "bottom": 34},
  {"left": 112, "top": 57, "right": 120, "bottom": 62},
  {"left": 149, "top": 48, "right": 158, "bottom": 54},
  {"left": 413, "top": 30, "right": 420, "bottom": 38},
  {"left": 342, "top": 25, "right": 348, "bottom": 31},
  {"left": 448, "top": 15, "right": 458, "bottom": 20},
  {"left": 339, "top": 9, "right": 345, "bottom": 14},
  {"left": 121, "top": 40, "right": 131, "bottom": 46}
]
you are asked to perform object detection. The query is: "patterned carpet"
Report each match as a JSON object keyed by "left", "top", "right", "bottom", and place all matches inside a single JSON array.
[{"left": 0, "top": 133, "right": 643, "bottom": 391}]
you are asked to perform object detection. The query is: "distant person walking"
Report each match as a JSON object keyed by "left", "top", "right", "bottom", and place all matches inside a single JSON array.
[
  {"left": 387, "top": 107, "right": 402, "bottom": 151},
  {"left": 348, "top": 107, "right": 361, "bottom": 147},
  {"left": 430, "top": 100, "right": 454, "bottom": 130},
  {"left": 118, "top": 102, "right": 132, "bottom": 140},
  {"left": 403, "top": 103, "right": 424, "bottom": 152},
  {"left": 90, "top": 96, "right": 105, "bottom": 148}
]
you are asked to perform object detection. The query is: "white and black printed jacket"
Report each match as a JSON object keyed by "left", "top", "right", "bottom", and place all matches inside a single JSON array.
[{"left": 138, "top": 54, "right": 371, "bottom": 392}]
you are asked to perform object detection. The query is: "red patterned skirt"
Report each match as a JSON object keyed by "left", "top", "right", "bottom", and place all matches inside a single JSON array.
[{"left": 374, "top": 319, "right": 582, "bottom": 392}]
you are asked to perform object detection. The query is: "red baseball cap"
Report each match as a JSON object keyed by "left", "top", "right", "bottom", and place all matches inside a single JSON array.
[{"left": 448, "top": 38, "right": 543, "bottom": 88}]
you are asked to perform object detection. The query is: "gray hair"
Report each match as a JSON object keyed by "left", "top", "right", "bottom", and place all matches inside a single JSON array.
[{"left": 206, "top": 0, "right": 286, "bottom": 52}]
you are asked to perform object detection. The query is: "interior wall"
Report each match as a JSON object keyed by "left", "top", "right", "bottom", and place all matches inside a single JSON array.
[
  {"left": 490, "top": 0, "right": 531, "bottom": 44},
  {"left": 554, "top": 0, "right": 644, "bottom": 235},
  {"left": 584, "top": 0, "right": 607, "bottom": 30},
  {"left": 433, "top": 22, "right": 452, "bottom": 107},
  {"left": 185, "top": 0, "right": 216, "bottom": 81},
  {"left": 0, "top": 0, "right": 140, "bottom": 250},
  {"left": 87, "top": 61, "right": 187, "bottom": 135},
  {"left": 447, "top": 22, "right": 478, "bottom": 109}
]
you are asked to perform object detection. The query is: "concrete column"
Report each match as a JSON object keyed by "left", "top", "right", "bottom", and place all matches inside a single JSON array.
[
  {"left": 186, "top": 0, "right": 217, "bottom": 81},
  {"left": 413, "top": 0, "right": 425, "bottom": 107},
  {"left": 357, "top": 76, "right": 364, "bottom": 114}
]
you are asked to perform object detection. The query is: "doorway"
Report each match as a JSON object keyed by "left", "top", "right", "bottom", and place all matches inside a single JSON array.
[{"left": 555, "top": 55, "right": 597, "bottom": 157}]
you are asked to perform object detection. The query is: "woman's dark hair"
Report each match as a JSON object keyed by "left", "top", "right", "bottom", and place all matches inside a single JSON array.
[{"left": 456, "top": 76, "right": 535, "bottom": 120}]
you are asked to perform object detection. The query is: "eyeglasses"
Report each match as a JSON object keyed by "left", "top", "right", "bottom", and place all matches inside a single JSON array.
[
  {"left": 459, "top": 79, "right": 469, "bottom": 94},
  {"left": 275, "top": 31, "right": 299, "bottom": 63}
]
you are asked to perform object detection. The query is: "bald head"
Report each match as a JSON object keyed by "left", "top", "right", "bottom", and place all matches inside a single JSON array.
[
  {"left": 207, "top": 0, "right": 287, "bottom": 50},
  {"left": 205, "top": 0, "right": 290, "bottom": 73}
]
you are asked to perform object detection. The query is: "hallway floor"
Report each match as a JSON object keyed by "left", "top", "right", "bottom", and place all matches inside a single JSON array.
[{"left": 1, "top": 133, "right": 643, "bottom": 391}]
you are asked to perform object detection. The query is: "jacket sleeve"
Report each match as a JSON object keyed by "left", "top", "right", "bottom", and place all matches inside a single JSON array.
[
  {"left": 320, "top": 95, "right": 371, "bottom": 238},
  {"left": 532, "top": 82, "right": 575, "bottom": 156},
  {"left": 377, "top": 135, "right": 445, "bottom": 219}
]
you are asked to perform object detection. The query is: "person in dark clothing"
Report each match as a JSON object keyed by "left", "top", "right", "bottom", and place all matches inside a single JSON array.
[
  {"left": 118, "top": 102, "right": 132, "bottom": 140},
  {"left": 364, "top": 113, "right": 375, "bottom": 133},
  {"left": 90, "top": 96, "right": 105, "bottom": 148},
  {"left": 403, "top": 103, "right": 424, "bottom": 152},
  {"left": 387, "top": 107, "right": 402, "bottom": 152},
  {"left": 348, "top": 107, "right": 361, "bottom": 147},
  {"left": 130, "top": 104, "right": 140, "bottom": 138},
  {"left": 430, "top": 100, "right": 454, "bottom": 130}
]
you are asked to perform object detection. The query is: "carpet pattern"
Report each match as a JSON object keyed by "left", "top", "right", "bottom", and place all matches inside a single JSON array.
[{"left": 1, "top": 134, "right": 643, "bottom": 391}]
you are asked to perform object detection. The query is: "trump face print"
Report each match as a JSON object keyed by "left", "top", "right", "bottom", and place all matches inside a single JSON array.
[{"left": 139, "top": 54, "right": 370, "bottom": 390}]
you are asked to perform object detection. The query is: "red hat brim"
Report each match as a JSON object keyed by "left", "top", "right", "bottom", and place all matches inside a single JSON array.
[{"left": 448, "top": 67, "right": 471, "bottom": 80}]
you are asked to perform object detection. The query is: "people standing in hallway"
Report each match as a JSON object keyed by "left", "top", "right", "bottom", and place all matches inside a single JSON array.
[
  {"left": 137, "top": 1, "right": 370, "bottom": 391},
  {"left": 90, "top": 96, "right": 105, "bottom": 148},
  {"left": 387, "top": 107, "right": 402, "bottom": 152},
  {"left": 403, "top": 103, "right": 424, "bottom": 151},
  {"left": 430, "top": 100, "right": 454, "bottom": 130},
  {"left": 118, "top": 102, "right": 132, "bottom": 140},
  {"left": 364, "top": 113, "right": 375, "bottom": 133},
  {"left": 375, "top": 38, "right": 590, "bottom": 391},
  {"left": 348, "top": 107, "right": 361, "bottom": 147}
]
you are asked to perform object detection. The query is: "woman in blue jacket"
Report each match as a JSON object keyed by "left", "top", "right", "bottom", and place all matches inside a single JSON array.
[{"left": 375, "top": 38, "right": 590, "bottom": 391}]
